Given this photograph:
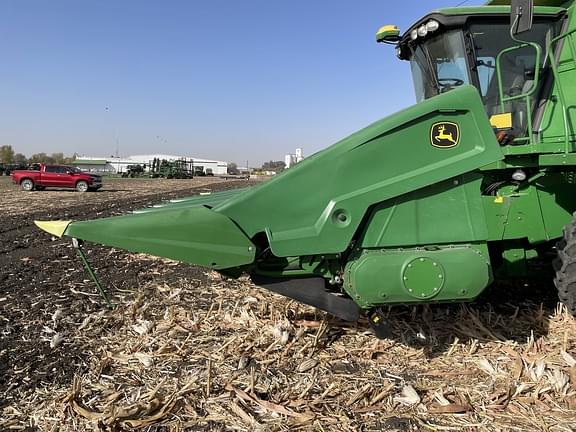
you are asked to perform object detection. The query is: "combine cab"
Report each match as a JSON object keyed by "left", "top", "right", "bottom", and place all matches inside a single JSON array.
[{"left": 36, "top": 0, "right": 576, "bottom": 336}]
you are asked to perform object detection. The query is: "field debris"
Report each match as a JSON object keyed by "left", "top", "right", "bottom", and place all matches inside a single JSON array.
[
  {"left": 1, "top": 177, "right": 576, "bottom": 431},
  {"left": 3, "top": 270, "right": 576, "bottom": 431}
]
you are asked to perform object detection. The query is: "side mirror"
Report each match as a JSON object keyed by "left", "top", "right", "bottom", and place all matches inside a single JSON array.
[
  {"left": 511, "top": 0, "right": 534, "bottom": 35},
  {"left": 376, "top": 25, "right": 401, "bottom": 44}
]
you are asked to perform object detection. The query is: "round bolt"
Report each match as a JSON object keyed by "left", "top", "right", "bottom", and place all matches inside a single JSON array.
[
  {"left": 248, "top": 246, "right": 254, "bottom": 251},
  {"left": 408, "top": 289, "right": 413, "bottom": 292},
  {"left": 408, "top": 264, "right": 412, "bottom": 268},
  {"left": 403, "top": 276, "right": 408, "bottom": 280},
  {"left": 438, "top": 274, "right": 443, "bottom": 278},
  {"left": 419, "top": 258, "right": 425, "bottom": 262},
  {"left": 421, "top": 293, "right": 426, "bottom": 297},
  {"left": 433, "top": 262, "right": 438, "bottom": 267}
]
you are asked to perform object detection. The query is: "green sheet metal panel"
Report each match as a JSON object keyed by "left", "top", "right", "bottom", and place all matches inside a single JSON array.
[
  {"left": 165, "top": 188, "right": 250, "bottom": 205},
  {"left": 437, "top": 5, "right": 565, "bottom": 15},
  {"left": 482, "top": 190, "right": 548, "bottom": 243},
  {"left": 483, "top": 170, "right": 576, "bottom": 243},
  {"left": 344, "top": 245, "right": 492, "bottom": 308},
  {"left": 486, "top": 0, "right": 572, "bottom": 6},
  {"left": 62, "top": 206, "right": 256, "bottom": 269},
  {"left": 358, "top": 174, "right": 488, "bottom": 248},
  {"left": 537, "top": 1, "right": 576, "bottom": 146},
  {"left": 216, "top": 85, "right": 503, "bottom": 257},
  {"left": 133, "top": 187, "right": 250, "bottom": 214},
  {"left": 535, "top": 171, "right": 576, "bottom": 238},
  {"left": 500, "top": 186, "right": 549, "bottom": 242}
]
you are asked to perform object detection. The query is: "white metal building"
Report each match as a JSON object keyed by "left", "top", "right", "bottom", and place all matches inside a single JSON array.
[{"left": 73, "top": 154, "right": 228, "bottom": 175}]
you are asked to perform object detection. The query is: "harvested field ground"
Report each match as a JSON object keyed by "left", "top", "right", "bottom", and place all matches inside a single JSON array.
[{"left": 1, "top": 175, "right": 576, "bottom": 431}]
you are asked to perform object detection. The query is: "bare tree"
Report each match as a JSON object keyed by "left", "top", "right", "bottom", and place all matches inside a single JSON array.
[
  {"left": 50, "top": 152, "right": 66, "bottom": 164},
  {"left": 0, "top": 145, "right": 15, "bottom": 164},
  {"left": 227, "top": 162, "right": 239, "bottom": 175},
  {"left": 13, "top": 153, "right": 28, "bottom": 165},
  {"left": 29, "top": 153, "right": 54, "bottom": 164},
  {"left": 261, "top": 160, "right": 286, "bottom": 172}
]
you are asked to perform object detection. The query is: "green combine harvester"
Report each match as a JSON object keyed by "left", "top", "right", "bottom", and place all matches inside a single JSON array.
[{"left": 37, "top": 0, "right": 576, "bottom": 336}]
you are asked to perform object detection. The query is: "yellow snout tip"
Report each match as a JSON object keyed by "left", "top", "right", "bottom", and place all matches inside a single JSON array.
[{"left": 34, "top": 220, "right": 72, "bottom": 237}]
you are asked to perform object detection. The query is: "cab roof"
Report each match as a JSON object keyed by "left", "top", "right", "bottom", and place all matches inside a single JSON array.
[
  {"left": 486, "top": 0, "right": 572, "bottom": 6},
  {"left": 400, "top": 5, "right": 565, "bottom": 44},
  {"left": 436, "top": 5, "right": 565, "bottom": 15}
]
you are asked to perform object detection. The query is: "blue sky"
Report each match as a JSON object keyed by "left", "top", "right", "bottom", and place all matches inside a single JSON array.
[{"left": 0, "top": 0, "right": 481, "bottom": 165}]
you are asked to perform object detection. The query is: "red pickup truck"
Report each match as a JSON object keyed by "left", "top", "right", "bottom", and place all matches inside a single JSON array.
[{"left": 11, "top": 164, "right": 103, "bottom": 192}]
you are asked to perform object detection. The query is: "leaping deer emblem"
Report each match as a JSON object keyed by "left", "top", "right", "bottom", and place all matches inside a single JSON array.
[{"left": 434, "top": 125, "right": 457, "bottom": 145}]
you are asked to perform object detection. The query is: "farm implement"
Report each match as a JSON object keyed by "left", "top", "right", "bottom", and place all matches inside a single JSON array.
[{"left": 36, "top": 0, "right": 576, "bottom": 336}]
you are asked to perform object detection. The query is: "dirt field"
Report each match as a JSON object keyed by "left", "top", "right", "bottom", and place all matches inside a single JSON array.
[{"left": 1, "top": 176, "right": 576, "bottom": 431}]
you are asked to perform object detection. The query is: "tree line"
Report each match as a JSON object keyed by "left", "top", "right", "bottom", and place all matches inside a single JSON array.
[
  {"left": 227, "top": 160, "right": 286, "bottom": 175},
  {"left": 261, "top": 160, "right": 286, "bottom": 172},
  {"left": 0, "top": 145, "right": 76, "bottom": 166},
  {"left": 1, "top": 144, "right": 291, "bottom": 173}
]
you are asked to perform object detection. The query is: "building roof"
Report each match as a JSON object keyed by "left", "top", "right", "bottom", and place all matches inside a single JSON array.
[
  {"left": 75, "top": 154, "right": 228, "bottom": 165},
  {"left": 72, "top": 159, "right": 108, "bottom": 165}
]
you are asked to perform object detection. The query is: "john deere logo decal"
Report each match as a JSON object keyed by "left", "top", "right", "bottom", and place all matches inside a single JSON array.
[{"left": 431, "top": 122, "right": 460, "bottom": 148}]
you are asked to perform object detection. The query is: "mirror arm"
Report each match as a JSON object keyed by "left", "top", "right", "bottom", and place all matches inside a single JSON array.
[{"left": 511, "top": 0, "right": 534, "bottom": 35}]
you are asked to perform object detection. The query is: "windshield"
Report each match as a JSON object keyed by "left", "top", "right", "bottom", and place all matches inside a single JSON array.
[
  {"left": 406, "top": 20, "right": 558, "bottom": 137},
  {"left": 409, "top": 30, "right": 470, "bottom": 102},
  {"left": 471, "top": 21, "right": 556, "bottom": 134}
]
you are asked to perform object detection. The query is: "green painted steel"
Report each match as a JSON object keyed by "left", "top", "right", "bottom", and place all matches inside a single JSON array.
[
  {"left": 165, "top": 188, "right": 250, "bottom": 205},
  {"left": 216, "top": 85, "right": 503, "bottom": 257},
  {"left": 343, "top": 245, "right": 492, "bottom": 308},
  {"left": 435, "top": 5, "right": 564, "bottom": 15},
  {"left": 538, "top": 15, "right": 576, "bottom": 147},
  {"left": 487, "top": 1, "right": 573, "bottom": 7},
  {"left": 62, "top": 206, "right": 256, "bottom": 269},
  {"left": 402, "top": 257, "right": 446, "bottom": 299},
  {"left": 358, "top": 174, "right": 488, "bottom": 248},
  {"left": 482, "top": 171, "right": 576, "bottom": 243},
  {"left": 133, "top": 188, "right": 249, "bottom": 214}
]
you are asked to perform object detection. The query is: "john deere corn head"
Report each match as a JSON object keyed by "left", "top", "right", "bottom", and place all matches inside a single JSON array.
[{"left": 37, "top": 0, "right": 576, "bottom": 336}]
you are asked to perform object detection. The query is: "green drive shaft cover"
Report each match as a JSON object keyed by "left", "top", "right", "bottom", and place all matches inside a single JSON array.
[
  {"left": 402, "top": 257, "right": 445, "bottom": 299},
  {"left": 344, "top": 245, "right": 492, "bottom": 308}
]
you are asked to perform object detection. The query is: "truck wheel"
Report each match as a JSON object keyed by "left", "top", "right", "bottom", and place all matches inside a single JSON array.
[
  {"left": 76, "top": 180, "right": 89, "bottom": 192},
  {"left": 554, "top": 214, "right": 576, "bottom": 315},
  {"left": 20, "top": 179, "right": 34, "bottom": 191}
]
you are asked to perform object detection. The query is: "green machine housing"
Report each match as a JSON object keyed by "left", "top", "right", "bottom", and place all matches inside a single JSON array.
[{"left": 36, "top": 0, "right": 576, "bottom": 330}]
